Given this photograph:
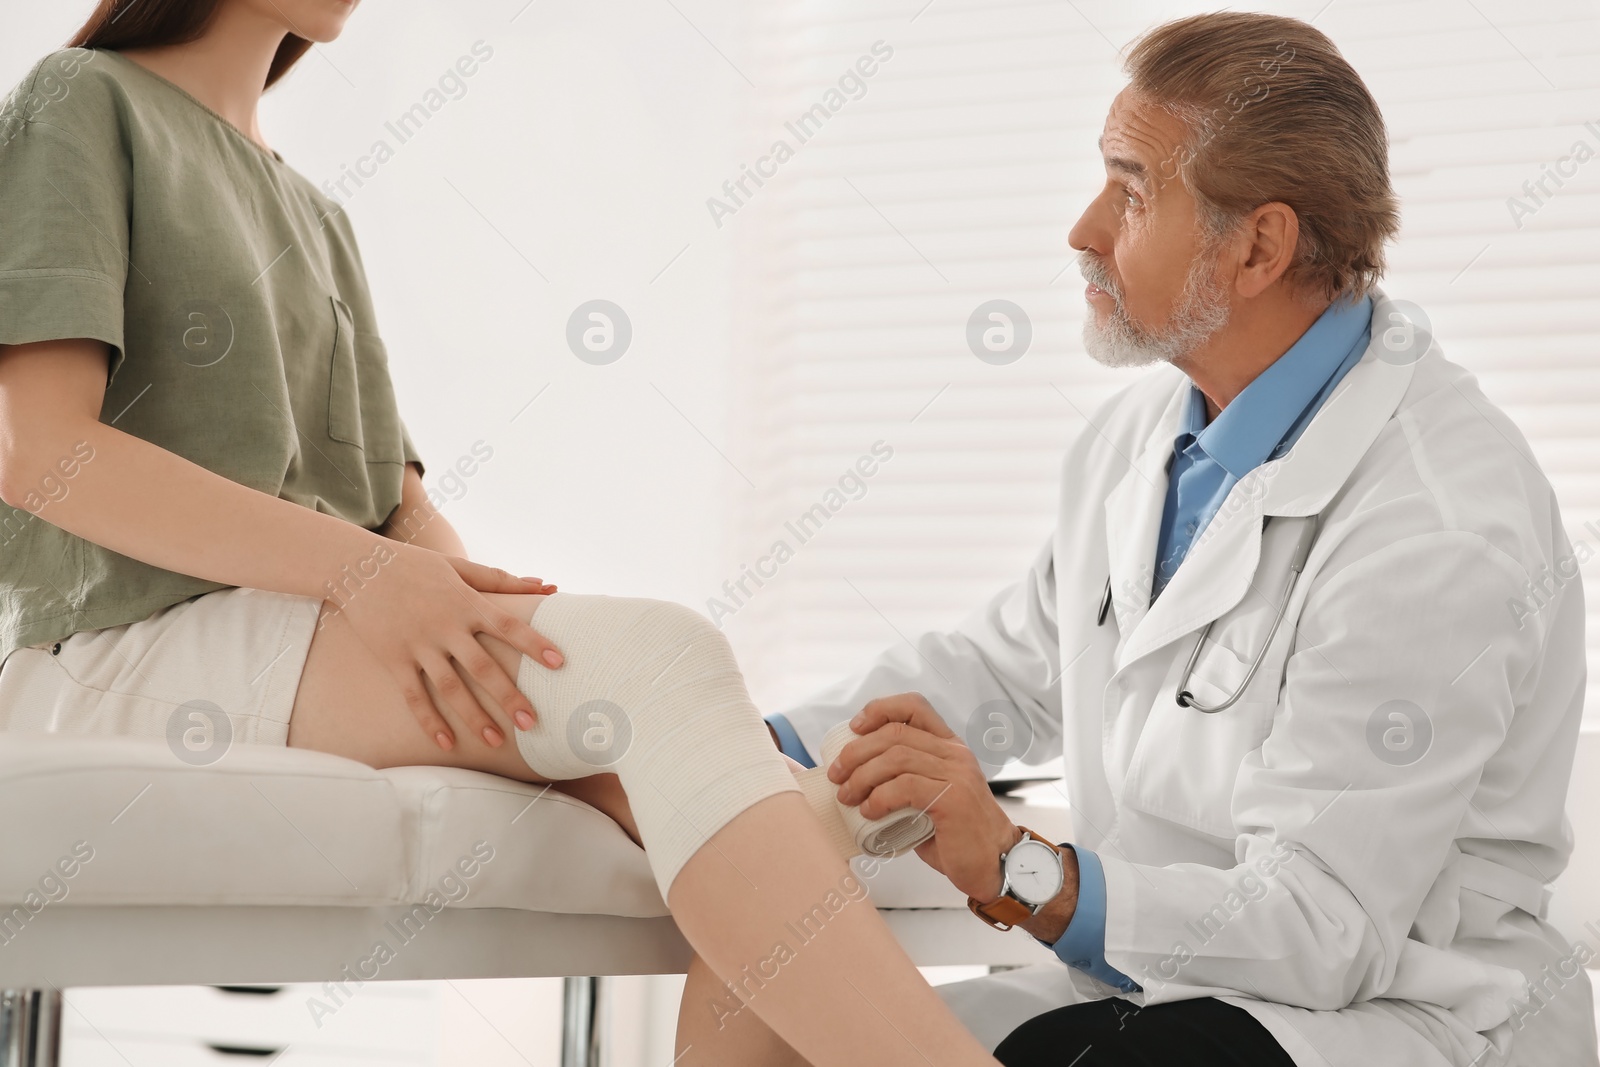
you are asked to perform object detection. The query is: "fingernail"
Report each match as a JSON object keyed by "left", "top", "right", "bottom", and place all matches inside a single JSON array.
[
  {"left": 436, "top": 731, "right": 454, "bottom": 751},
  {"left": 483, "top": 725, "right": 503, "bottom": 747},
  {"left": 522, "top": 576, "right": 543, "bottom": 584},
  {"left": 542, "top": 649, "right": 563, "bottom": 668},
  {"left": 515, "top": 709, "right": 535, "bottom": 730},
  {"left": 826, "top": 761, "right": 841, "bottom": 782},
  {"left": 850, "top": 713, "right": 865, "bottom": 729}
]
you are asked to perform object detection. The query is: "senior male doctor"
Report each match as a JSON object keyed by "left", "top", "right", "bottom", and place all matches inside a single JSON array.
[{"left": 751, "top": 12, "right": 1598, "bottom": 1067}]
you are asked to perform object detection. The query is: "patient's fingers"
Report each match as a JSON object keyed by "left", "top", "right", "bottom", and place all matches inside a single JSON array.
[
  {"left": 473, "top": 600, "right": 565, "bottom": 671},
  {"left": 396, "top": 659, "right": 457, "bottom": 751},
  {"left": 448, "top": 559, "right": 565, "bottom": 668},
  {"left": 456, "top": 633, "right": 537, "bottom": 732},
  {"left": 420, "top": 649, "right": 504, "bottom": 748},
  {"left": 454, "top": 557, "right": 551, "bottom": 595}
]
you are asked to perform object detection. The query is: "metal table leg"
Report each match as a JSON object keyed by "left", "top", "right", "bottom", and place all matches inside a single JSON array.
[
  {"left": 561, "top": 976, "right": 603, "bottom": 1067},
  {"left": 32, "top": 991, "right": 59, "bottom": 1067},
  {"left": 0, "top": 990, "right": 62, "bottom": 1067},
  {"left": 2, "top": 991, "right": 29, "bottom": 1067},
  {"left": 2, "top": 990, "right": 31, "bottom": 1067}
]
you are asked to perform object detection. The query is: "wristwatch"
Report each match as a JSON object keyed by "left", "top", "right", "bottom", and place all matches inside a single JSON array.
[{"left": 967, "top": 825, "right": 1066, "bottom": 931}]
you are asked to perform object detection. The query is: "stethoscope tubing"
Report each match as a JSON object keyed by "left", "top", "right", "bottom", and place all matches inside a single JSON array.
[{"left": 1096, "top": 513, "right": 1323, "bottom": 712}]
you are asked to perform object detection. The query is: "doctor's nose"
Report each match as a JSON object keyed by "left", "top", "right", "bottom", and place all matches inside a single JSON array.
[{"left": 1067, "top": 193, "right": 1113, "bottom": 259}]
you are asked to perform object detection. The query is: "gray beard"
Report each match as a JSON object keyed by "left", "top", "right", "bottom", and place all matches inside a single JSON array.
[{"left": 1080, "top": 250, "right": 1232, "bottom": 368}]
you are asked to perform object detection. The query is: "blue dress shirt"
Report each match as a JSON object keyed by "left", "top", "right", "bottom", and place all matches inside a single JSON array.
[
  {"left": 768, "top": 713, "right": 817, "bottom": 769},
  {"left": 1152, "top": 293, "right": 1375, "bottom": 600},
  {"left": 767, "top": 292, "right": 1375, "bottom": 991},
  {"left": 1041, "top": 844, "right": 1140, "bottom": 991}
]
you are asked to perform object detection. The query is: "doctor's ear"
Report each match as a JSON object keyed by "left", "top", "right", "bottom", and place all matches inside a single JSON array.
[{"left": 1229, "top": 201, "right": 1301, "bottom": 300}]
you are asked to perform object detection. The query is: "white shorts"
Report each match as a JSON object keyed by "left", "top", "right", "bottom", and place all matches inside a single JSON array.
[{"left": 0, "top": 587, "right": 322, "bottom": 752}]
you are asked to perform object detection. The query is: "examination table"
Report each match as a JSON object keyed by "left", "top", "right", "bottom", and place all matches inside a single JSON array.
[{"left": 0, "top": 735, "right": 1079, "bottom": 1065}]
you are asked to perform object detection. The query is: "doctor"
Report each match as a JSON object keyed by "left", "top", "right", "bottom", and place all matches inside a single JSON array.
[{"left": 731, "top": 11, "right": 1597, "bottom": 1067}]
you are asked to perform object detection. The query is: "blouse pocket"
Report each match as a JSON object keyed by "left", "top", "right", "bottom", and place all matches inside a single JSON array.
[
  {"left": 325, "top": 294, "right": 406, "bottom": 466},
  {"left": 326, "top": 295, "right": 363, "bottom": 448},
  {"left": 354, "top": 332, "right": 405, "bottom": 466}
]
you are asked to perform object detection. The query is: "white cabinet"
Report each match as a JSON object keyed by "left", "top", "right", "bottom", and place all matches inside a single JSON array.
[{"left": 63, "top": 983, "right": 438, "bottom": 1066}]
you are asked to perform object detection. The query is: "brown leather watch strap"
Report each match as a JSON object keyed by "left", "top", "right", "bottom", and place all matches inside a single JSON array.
[
  {"left": 966, "top": 826, "right": 1062, "bottom": 932},
  {"left": 968, "top": 893, "right": 1033, "bottom": 931}
]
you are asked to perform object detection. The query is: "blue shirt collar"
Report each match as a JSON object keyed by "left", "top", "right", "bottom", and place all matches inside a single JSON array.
[{"left": 1177, "top": 292, "right": 1373, "bottom": 479}]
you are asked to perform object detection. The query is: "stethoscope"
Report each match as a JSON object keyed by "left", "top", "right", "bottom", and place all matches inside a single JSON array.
[{"left": 1096, "top": 513, "right": 1322, "bottom": 713}]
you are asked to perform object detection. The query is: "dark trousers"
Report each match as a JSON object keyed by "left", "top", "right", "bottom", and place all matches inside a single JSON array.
[{"left": 994, "top": 997, "right": 1299, "bottom": 1067}]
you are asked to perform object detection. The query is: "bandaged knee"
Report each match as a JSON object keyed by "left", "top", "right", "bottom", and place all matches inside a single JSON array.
[{"left": 512, "top": 593, "right": 934, "bottom": 897}]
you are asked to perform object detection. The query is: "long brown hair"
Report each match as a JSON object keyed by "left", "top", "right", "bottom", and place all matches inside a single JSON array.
[{"left": 67, "top": 0, "right": 311, "bottom": 90}]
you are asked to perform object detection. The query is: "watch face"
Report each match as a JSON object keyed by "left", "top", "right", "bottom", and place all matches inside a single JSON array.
[{"left": 1005, "top": 839, "right": 1064, "bottom": 907}]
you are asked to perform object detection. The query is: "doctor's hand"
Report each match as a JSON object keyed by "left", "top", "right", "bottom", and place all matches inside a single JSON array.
[{"left": 827, "top": 693, "right": 1023, "bottom": 904}]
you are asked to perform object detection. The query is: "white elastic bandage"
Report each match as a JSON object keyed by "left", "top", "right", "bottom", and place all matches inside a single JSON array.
[
  {"left": 792, "top": 721, "right": 936, "bottom": 862},
  {"left": 512, "top": 593, "right": 936, "bottom": 895},
  {"left": 513, "top": 593, "right": 800, "bottom": 897}
]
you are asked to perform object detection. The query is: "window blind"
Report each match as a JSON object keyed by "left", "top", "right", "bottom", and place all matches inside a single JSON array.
[{"left": 721, "top": 0, "right": 1600, "bottom": 732}]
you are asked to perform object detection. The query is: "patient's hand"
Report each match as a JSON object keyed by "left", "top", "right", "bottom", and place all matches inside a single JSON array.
[{"left": 335, "top": 542, "right": 562, "bottom": 751}]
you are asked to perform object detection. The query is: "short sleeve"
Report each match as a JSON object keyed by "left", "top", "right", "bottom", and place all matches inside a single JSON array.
[
  {"left": 401, "top": 417, "right": 424, "bottom": 476},
  {"left": 0, "top": 52, "right": 131, "bottom": 384}
]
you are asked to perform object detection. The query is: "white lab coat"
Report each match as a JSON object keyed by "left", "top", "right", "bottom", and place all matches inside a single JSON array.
[{"left": 782, "top": 288, "right": 1598, "bottom": 1067}]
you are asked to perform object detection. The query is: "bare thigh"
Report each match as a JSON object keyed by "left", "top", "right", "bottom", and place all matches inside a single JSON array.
[{"left": 285, "top": 590, "right": 547, "bottom": 780}]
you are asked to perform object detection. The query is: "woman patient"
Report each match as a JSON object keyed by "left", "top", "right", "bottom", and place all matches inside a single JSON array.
[{"left": 0, "top": 1, "right": 997, "bottom": 1064}]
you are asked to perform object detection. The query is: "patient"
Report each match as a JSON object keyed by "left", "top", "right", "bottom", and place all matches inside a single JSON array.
[{"left": 0, "top": 2, "right": 995, "bottom": 1064}]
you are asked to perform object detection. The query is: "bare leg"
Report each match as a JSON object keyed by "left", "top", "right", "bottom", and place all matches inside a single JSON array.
[
  {"left": 286, "top": 592, "right": 639, "bottom": 843},
  {"left": 667, "top": 790, "right": 991, "bottom": 1065},
  {"left": 677, "top": 951, "right": 807, "bottom": 1066},
  {"left": 287, "top": 592, "right": 995, "bottom": 1066}
]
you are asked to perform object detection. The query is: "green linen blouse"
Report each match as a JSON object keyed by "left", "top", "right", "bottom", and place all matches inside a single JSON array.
[{"left": 0, "top": 47, "right": 423, "bottom": 665}]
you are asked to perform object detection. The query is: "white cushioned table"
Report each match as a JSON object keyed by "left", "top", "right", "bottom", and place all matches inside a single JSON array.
[
  {"left": 7, "top": 732, "right": 1593, "bottom": 1065},
  {"left": 0, "top": 735, "right": 1073, "bottom": 1065}
]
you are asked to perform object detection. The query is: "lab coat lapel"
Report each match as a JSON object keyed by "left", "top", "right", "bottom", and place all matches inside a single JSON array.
[
  {"left": 1102, "top": 381, "right": 1188, "bottom": 644},
  {"left": 1257, "top": 291, "right": 1421, "bottom": 518},
  {"left": 1113, "top": 288, "right": 1421, "bottom": 671},
  {"left": 1115, "top": 457, "right": 1269, "bottom": 671}
]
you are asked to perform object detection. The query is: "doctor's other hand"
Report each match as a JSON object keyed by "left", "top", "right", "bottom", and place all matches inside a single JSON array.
[
  {"left": 330, "top": 540, "right": 563, "bottom": 752},
  {"left": 828, "top": 693, "right": 1022, "bottom": 903}
]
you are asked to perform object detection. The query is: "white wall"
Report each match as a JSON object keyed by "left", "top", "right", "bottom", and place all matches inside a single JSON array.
[
  {"left": 2, "top": 0, "right": 753, "bottom": 607},
  {"left": 283, "top": 0, "right": 751, "bottom": 606}
]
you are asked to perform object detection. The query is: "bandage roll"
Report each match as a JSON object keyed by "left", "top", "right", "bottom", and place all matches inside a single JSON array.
[{"left": 792, "top": 720, "right": 937, "bottom": 863}]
